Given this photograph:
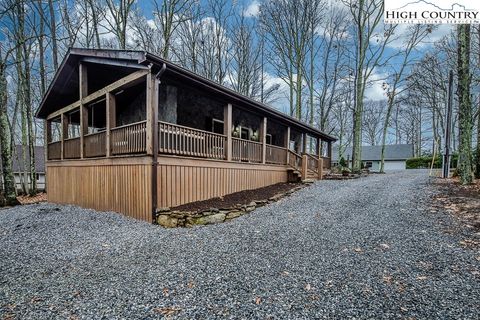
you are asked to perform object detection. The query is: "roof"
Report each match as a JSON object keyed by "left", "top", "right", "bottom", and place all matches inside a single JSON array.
[
  {"left": 0, "top": 146, "right": 45, "bottom": 174},
  {"left": 332, "top": 144, "right": 414, "bottom": 162},
  {"left": 35, "top": 48, "right": 336, "bottom": 142}
]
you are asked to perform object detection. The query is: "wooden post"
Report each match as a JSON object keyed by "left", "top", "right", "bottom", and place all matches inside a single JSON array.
[
  {"left": 45, "top": 120, "right": 51, "bottom": 161},
  {"left": 146, "top": 71, "right": 154, "bottom": 155},
  {"left": 301, "top": 154, "right": 308, "bottom": 181},
  {"left": 327, "top": 141, "right": 332, "bottom": 169},
  {"left": 106, "top": 93, "right": 116, "bottom": 157},
  {"left": 318, "top": 157, "right": 323, "bottom": 180},
  {"left": 61, "top": 113, "right": 68, "bottom": 160},
  {"left": 285, "top": 126, "right": 290, "bottom": 164},
  {"left": 79, "top": 63, "right": 88, "bottom": 158},
  {"left": 224, "top": 103, "right": 232, "bottom": 161},
  {"left": 261, "top": 117, "right": 267, "bottom": 164},
  {"left": 302, "top": 133, "right": 307, "bottom": 154}
]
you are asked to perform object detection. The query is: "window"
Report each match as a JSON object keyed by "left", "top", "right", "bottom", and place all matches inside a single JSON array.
[
  {"left": 266, "top": 134, "right": 272, "bottom": 145},
  {"left": 365, "top": 161, "right": 373, "bottom": 168},
  {"left": 212, "top": 118, "right": 224, "bottom": 134},
  {"left": 241, "top": 127, "right": 249, "bottom": 140}
]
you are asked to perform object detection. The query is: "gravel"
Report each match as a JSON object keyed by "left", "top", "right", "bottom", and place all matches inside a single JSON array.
[{"left": 1, "top": 170, "right": 479, "bottom": 319}]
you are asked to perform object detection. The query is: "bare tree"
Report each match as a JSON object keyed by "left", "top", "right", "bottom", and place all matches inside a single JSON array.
[
  {"left": 379, "top": 25, "right": 432, "bottom": 172},
  {"left": 362, "top": 100, "right": 385, "bottom": 146},
  {"left": 344, "top": 0, "right": 395, "bottom": 172},
  {"left": 103, "top": 0, "right": 136, "bottom": 49}
]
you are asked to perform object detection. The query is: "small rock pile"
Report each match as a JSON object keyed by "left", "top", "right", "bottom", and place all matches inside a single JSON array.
[{"left": 156, "top": 185, "right": 305, "bottom": 228}]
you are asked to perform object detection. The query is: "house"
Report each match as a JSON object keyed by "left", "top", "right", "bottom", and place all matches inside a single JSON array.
[
  {"left": 35, "top": 48, "right": 336, "bottom": 222},
  {"left": 332, "top": 144, "right": 414, "bottom": 171},
  {"left": 0, "top": 146, "right": 45, "bottom": 191}
]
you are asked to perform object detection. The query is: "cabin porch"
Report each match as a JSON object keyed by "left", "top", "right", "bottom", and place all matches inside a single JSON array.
[{"left": 45, "top": 69, "right": 333, "bottom": 179}]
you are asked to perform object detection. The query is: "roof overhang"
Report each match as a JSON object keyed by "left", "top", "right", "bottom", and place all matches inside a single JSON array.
[{"left": 36, "top": 48, "right": 337, "bottom": 142}]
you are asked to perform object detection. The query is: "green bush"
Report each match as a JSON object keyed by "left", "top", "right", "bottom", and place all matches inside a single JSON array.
[
  {"left": 339, "top": 156, "right": 347, "bottom": 168},
  {"left": 406, "top": 154, "right": 458, "bottom": 169}
]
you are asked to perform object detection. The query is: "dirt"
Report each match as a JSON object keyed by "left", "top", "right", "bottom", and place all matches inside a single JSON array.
[
  {"left": 171, "top": 182, "right": 303, "bottom": 213},
  {"left": 431, "top": 178, "right": 480, "bottom": 248}
]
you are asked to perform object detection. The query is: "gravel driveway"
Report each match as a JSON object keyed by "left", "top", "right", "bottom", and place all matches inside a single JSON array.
[{"left": 1, "top": 170, "right": 479, "bottom": 319}]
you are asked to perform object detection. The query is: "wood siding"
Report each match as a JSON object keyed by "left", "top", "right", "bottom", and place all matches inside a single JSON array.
[
  {"left": 46, "top": 157, "right": 152, "bottom": 222},
  {"left": 156, "top": 156, "right": 288, "bottom": 208}
]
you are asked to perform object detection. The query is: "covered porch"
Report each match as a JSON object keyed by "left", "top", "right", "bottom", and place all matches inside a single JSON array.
[{"left": 45, "top": 65, "right": 333, "bottom": 180}]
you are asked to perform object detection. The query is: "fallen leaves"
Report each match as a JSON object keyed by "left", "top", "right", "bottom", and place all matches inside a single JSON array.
[
  {"left": 153, "top": 307, "right": 181, "bottom": 316},
  {"left": 187, "top": 281, "right": 195, "bottom": 289},
  {"left": 416, "top": 276, "right": 427, "bottom": 281},
  {"left": 353, "top": 248, "right": 363, "bottom": 253},
  {"left": 162, "top": 288, "right": 170, "bottom": 297},
  {"left": 380, "top": 243, "right": 390, "bottom": 249},
  {"left": 255, "top": 297, "right": 261, "bottom": 305},
  {"left": 305, "top": 283, "right": 312, "bottom": 291},
  {"left": 459, "top": 239, "right": 480, "bottom": 248}
]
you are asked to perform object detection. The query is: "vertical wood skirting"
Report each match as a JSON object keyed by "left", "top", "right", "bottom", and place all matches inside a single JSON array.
[
  {"left": 224, "top": 103, "right": 232, "bottom": 161},
  {"left": 106, "top": 93, "right": 116, "bottom": 157},
  {"left": 156, "top": 158, "right": 288, "bottom": 208},
  {"left": 79, "top": 63, "right": 88, "bottom": 159},
  {"left": 261, "top": 117, "right": 267, "bottom": 164},
  {"left": 46, "top": 161, "right": 153, "bottom": 222}
]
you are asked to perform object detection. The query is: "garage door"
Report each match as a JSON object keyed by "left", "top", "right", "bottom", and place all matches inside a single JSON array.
[{"left": 384, "top": 161, "right": 406, "bottom": 171}]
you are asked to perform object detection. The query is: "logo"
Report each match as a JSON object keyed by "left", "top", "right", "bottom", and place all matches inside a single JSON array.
[{"left": 384, "top": 0, "right": 480, "bottom": 24}]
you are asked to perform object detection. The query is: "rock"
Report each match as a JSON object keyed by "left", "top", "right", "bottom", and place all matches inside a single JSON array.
[
  {"left": 255, "top": 200, "right": 268, "bottom": 206},
  {"left": 187, "top": 213, "right": 226, "bottom": 225},
  {"left": 226, "top": 210, "right": 243, "bottom": 219},
  {"left": 210, "top": 207, "right": 219, "bottom": 213},
  {"left": 157, "top": 215, "right": 178, "bottom": 228},
  {"left": 269, "top": 194, "right": 284, "bottom": 201},
  {"left": 248, "top": 201, "right": 257, "bottom": 207},
  {"left": 246, "top": 205, "right": 256, "bottom": 212},
  {"left": 156, "top": 207, "right": 170, "bottom": 213}
]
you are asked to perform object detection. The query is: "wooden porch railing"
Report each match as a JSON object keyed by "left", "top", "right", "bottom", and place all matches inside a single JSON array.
[
  {"left": 111, "top": 121, "right": 147, "bottom": 155},
  {"left": 266, "top": 145, "right": 287, "bottom": 165},
  {"left": 321, "top": 156, "right": 331, "bottom": 169},
  {"left": 287, "top": 149, "right": 302, "bottom": 171},
  {"left": 64, "top": 137, "right": 81, "bottom": 159},
  {"left": 232, "top": 138, "right": 262, "bottom": 163},
  {"left": 158, "top": 121, "right": 226, "bottom": 159},
  {"left": 306, "top": 153, "right": 319, "bottom": 174},
  {"left": 47, "top": 141, "right": 62, "bottom": 160},
  {"left": 84, "top": 131, "right": 106, "bottom": 158}
]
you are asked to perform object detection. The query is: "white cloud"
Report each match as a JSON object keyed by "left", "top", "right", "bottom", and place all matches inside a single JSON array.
[
  {"left": 244, "top": 1, "right": 260, "bottom": 18},
  {"left": 365, "top": 72, "right": 388, "bottom": 100}
]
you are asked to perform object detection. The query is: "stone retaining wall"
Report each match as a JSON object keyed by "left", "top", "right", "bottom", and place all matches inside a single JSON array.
[{"left": 156, "top": 185, "right": 306, "bottom": 228}]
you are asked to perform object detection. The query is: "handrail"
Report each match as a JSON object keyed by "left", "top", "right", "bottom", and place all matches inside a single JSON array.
[
  {"left": 111, "top": 121, "right": 147, "bottom": 155},
  {"left": 159, "top": 121, "right": 226, "bottom": 138},
  {"left": 232, "top": 137, "right": 262, "bottom": 163},
  {"left": 266, "top": 144, "right": 287, "bottom": 165},
  {"left": 287, "top": 149, "right": 302, "bottom": 171},
  {"left": 84, "top": 130, "right": 106, "bottom": 137},
  {"left": 305, "top": 153, "right": 319, "bottom": 173},
  {"left": 111, "top": 120, "right": 147, "bottom": 131},
  {"left": 158, "top": 121, "right": 226, "bottom": 159}
]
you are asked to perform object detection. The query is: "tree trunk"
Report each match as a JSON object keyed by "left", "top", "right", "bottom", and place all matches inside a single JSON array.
[
  {"left": 0, "top": 61, "right": 19, "bottom": 206},
  {"left": 457, "top": 24, "right": 473, "bottom": 184}
]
